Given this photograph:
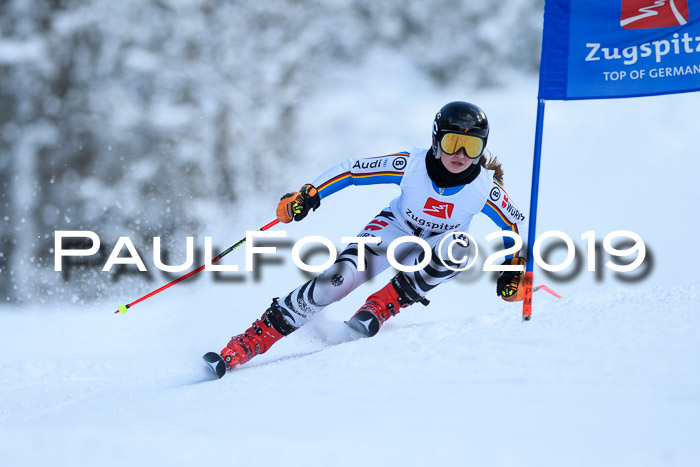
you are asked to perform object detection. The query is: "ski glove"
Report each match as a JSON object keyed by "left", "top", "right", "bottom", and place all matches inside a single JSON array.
[
  {"left": 496, "top": 257, "right": 526, "bottom": 302},
  {"left": 276, "top": 183, "right": 321, "bottom": 223}
]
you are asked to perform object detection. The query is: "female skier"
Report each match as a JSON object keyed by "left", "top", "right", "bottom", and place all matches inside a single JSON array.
[{"left": 205, "top": 101, "right": 527, "bottom": 377}]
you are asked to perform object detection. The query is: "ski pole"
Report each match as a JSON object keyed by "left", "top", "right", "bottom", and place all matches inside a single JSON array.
[{"left": 115, "top": 219, "right": 280, "bottom": 314}]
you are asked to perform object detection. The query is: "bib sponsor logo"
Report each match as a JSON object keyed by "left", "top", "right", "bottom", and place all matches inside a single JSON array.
[
  {"left": 423, "top": 197, "right": 454, "bottom": 219},
  {"left": 620, "top": 0, "right": 689, "bottom": 30},
  {"left": 364, "top": 220, "right": 388, "bottom": 231},
  {"left": 489, "top": 186, "right": 501, "bottom": 202},
  {"left": 405, "top": 208, "right": 460, "bottom": 232},
  {"left": 504, "top": 202, "right": 525, "bottom": 222},
  {"left": 392, "top": 157, "right": 407, "bottom": 170},
  {"left": 352, "top": 160, "right": 384, "bottom": 171}
]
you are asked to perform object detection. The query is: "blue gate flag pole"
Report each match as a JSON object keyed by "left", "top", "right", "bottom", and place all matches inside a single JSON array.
[
  {"left": 522, "top": 0, "right": 700, "bottom": 321},
  {"left": 522, "top": 99, "right": 546, "bottom": 321}
]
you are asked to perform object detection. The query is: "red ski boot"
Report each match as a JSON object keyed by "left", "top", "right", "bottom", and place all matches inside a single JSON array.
[
  {"left": 347, "top": 274, "right": 429, "bottom": 337},
  {"left": 220, "top": 299, "right": 296, "bottom": 371},
  {"left": 220, "top": 317, "right": 283, "bottom": 369}
]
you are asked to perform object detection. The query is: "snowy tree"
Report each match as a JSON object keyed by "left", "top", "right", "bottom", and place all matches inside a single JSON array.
[{"left": 0, "top": 0, "right": 543, "bottom": 304}]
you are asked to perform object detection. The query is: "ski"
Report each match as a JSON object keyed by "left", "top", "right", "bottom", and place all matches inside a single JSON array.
[
  {"left": 202, "top": 352, "right": 227, "bottom": 379},
  {"left": 346, "top": 309, "right": 380, "bottom": 337}
]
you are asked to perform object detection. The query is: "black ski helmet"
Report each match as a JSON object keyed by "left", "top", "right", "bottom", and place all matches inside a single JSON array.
[{"left": 432, "top": 101, "right": 489, "bottom": 158}]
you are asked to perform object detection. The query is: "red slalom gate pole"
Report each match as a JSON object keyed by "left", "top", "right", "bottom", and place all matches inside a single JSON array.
[
  {"left": 114, "top": 219, "right": 280, "bottom": 314},
  {"left": 522, "top": 271, "right": 534, "bottom": 321},
  {"left": 534, "top": 284, "right": 563, "bottom": 299}
]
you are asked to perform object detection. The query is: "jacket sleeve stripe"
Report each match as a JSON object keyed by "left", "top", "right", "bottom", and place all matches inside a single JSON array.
[
  {"left": 483, "top": 200, "right": 520, "bottom": 259},
  {"left": 484, "top": 200, "right": 519, "bottom": 231},
  {"left": 317, "top": 171, "right": 403, "bottom": 198},
  {"left": 313, "top": 152, "right": 409, "bottom": 199}
]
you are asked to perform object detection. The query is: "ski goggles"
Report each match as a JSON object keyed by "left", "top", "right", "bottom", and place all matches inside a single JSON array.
[{"left": 439, "top": 133, "right": 485, "bottom": 159}]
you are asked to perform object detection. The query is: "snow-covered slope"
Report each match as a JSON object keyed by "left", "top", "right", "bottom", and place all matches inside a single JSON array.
[{"left": 1, "top": 282, "right": 698, "bottom": 466}]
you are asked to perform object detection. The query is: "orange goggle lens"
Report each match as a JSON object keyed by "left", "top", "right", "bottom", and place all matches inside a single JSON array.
[{"left": 439, "top": 133, "right": 484, "bottom": 159}]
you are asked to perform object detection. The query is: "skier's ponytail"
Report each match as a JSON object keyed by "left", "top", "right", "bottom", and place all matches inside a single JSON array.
[{"left": 480, "top": 151, "right": 504, "bottom": 185}]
